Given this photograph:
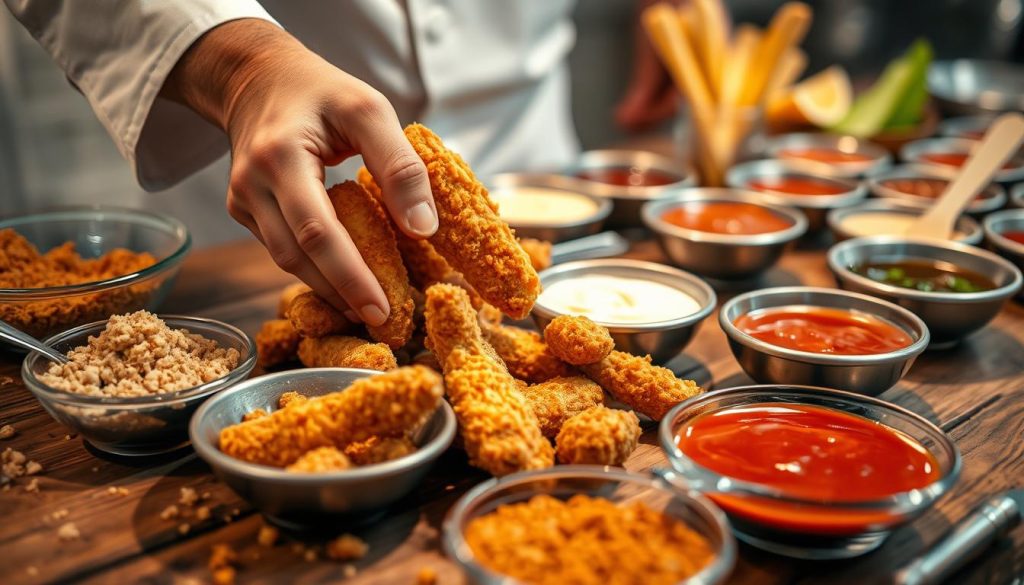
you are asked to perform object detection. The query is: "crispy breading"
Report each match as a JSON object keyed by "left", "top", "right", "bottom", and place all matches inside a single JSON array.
[
  {"left": 423, "top": 283, "right": 499, "bottom": 367},
  {"left": 404, "top": 124, "right": 540, "bottom": 319},
  {"left": 285, "top": 446, "right": 353, "bottom": 472},
  {"left": 242, "top": 408, "right": 268, "bottom": 422},
  {"left": 277, "top": 282, "right": 312, "bottom": 318},
  {"left": 555, "top": 406, "right": 640, "bottom": 465},
  {"left": 443, "top": 348, "right": 553, "bottom": 476},
  {"left": 287, "top": 291, "right": 354, "bottom": 338},
  {"left": 327, "top": 181, "right": 415, "bottom": 349},
  {"left": 278, "top": 391, "right": 307, "bottom": 409},
  {"left": 517, "top": 376, "right": 605, "bottom": 438},
  {"left": 343, "top": 436, "right": 417, "bottom": 465},
  {"left": 219, "top": 366, "right": 443, "bottom": 467},
  {"left": 297, "top": 335, "right": 397, "bottom": 371},
  {"left": 518, "top": 238, "right": 552, "bottom": 272},
  {"left": 481, "top": 323, "right": 574, "bottom": 383},
  {"left": 411, "top": 350, "right": 442, "bottom": 372},
  {"left": 581, "top": 352, "right": 701, "bottom": 420},
  {"left": 255, "top": 319, "right": 301, "bottom": 368},
  {"left": 477, "top": 303, "right": 503, "bottom": 328},
  {"left": 543, "top": 315, "right": 615, "bottom": 365}
]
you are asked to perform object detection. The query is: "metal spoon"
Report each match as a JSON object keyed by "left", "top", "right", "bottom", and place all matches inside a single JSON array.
[{"left": 0, "top": 320, "right": 69, "bottom": 364}]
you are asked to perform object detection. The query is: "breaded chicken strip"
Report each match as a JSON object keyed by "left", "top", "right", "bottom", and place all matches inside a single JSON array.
[
  {"left": 481, "top": 322, "right": 574, "bottom": 383},
  {"left": 405, "top": 124, "right": 540, "bottom": 319},
  {"left": 581, "top": 352, "right": 701, "bottom": 420},
  {"left": 327, "top": 181, "right": 415, "bottom": 349},
  {"left": 219, "top": 366, "right": 443, "bottom": 467},
  {"left": 298, "top": 336, "right": 397, "bottom": 371},
  {"left": 286, "top": 446, "right": 353, "bottom": 473},
  {"left": 555, "top": 406, "right": 641, "bottom": 466},
  {"left": 287, "top": 291, "right": 354, "bottom": 338},
  {"left": 277, "top": 282, "right": 312, "bottom": 318},
  {"left": 255, "top": 319, "right": 301, "bottom": 368},
  {"left": 278, "top": 391, "right": 307, "bottom": 409},
  {"left": 242, "top": 408, "right": 268, "bottom": 422},
  {"left": 544, "top": 315, "right": 615, "bottom": 365},
  {"left": 444, "top": 348, "right": 554, "bottom": 476},
  {"left": 517, "top": 376, "right": 604, "bottom": 438},
  {"left": 518, "top": 238, "right": 552, "bottom": 272},
  {"left": 344, "top": 436, "right": 417, "bottom": 466},
  {"left": 423, "top": 283, "right": 500, "bottom": 367}
]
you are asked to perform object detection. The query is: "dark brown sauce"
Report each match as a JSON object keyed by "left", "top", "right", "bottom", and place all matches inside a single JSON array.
[{"left": 852, "top": 259, "right": 996, "bottom": 293}]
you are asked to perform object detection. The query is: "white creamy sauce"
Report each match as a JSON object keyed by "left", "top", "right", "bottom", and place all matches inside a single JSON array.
[
  {"left": 539, "top": 275, "right": 701, "bottom": 323},
  {"left": 491, "top": 187, "right": 599, "bottom": 225},
  {"left": 840, "top": 212, "right": 967, "bottom": 240}
]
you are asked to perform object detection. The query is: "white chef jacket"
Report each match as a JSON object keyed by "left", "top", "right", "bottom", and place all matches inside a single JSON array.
[{"left": 5, "top": 0, "right": 580, "bottom": 191}]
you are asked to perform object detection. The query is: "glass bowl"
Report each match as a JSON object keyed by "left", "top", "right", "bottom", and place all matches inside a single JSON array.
[
  {"left": 659, "top": 385, "right": 961, "bottom": 560},
  {"left": 0, "top": 206, "right": 191, "bottom": 341},
  {"left": 443, "top": 465, "right": 736, "bottom": 585},
  {"left": 22, "top": 316, "right": 256, "bottom": 456}
]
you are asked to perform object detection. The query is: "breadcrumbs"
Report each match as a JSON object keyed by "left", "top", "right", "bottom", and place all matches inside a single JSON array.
[
  {"left": 38, "top": 311, "right": 241, "bottom": 398},
  {"left": 179, "top": 486, "right": 199, "bottom": 507},
  {"left": 241, "top": 408, "right": 268, "bottom": 422},
  {"left": 25, "top": 478, "right": 39, "bottom": 493},
  {"left": 2, "top": 447, "right": 41, "bottom": 482},
  {"left": 343, "top": 436, "right": 417, "bottom": 466},
  {"left": 0, "top": 424, "right": 15, "bottom": 439},
  {"left": 178, "top": 523, "right": 191, "bottom": 535},
  {"left": 257, "top": 525, "right": 279, "bottom": 547},
  {"left": 160, "top": 505, "right": 180, "bottom": 520},
  {"left": 26, "top": 566, "right": 39, "bottom": 577},
  {"left": 195, "top": 506, "right": 211, "bottom": 521},
  {"left": 416, "top": 567, "right": 438, "bottom": 585},
  {"left": 107, "top": 486, "right": 129, "bottom": 497},
  {"left": 326, "top": 534, "right": 368, "bottom": 561},
  {"left": 464, "top": 494, "right": 714, "bottom": 585},
  {"left": 49, "top": 509, "right": 69, "bottom": 521},
  {"left": 209, "top": 544, "right": 238, "bottom": 585},
  {"left": 343, "top": 564, "right": 358, "bottom": 578},
  {"left": 57, "top": 522, "right": 81, "bottom": 541},
  {"left": 277, "top": 390, "right": 307, "bottom": 409}
]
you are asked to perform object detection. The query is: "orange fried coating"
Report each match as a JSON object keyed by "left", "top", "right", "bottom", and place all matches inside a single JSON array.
[
  {"left": 411, "top": 350, "right": 442, "bottom": 372},
  {"left": 277, "top": 282, "right": 312, "bottom": 318},
  {"left": 278, "top": 391, "right": 307, "bottom": 409},
  {"left": 443, "top": 348, "right": 553, "bottom": 476},
  {"left": 343, "top": 436, "right": 417, "bottom": 465},
  {"left": 285, "top": 446, "right": 353, "bottom": 473},
  {"left": 517, "top": 376, "right": 605, "bottom": 438},
  {"left": 555, "top": 406, "right": 640, "bottom": 466},
  {"left": 327, "top": 181, "right": 415, "bottom": 349},
  {"left": 543, "top": 315, "right": 615, "bottom": 366},
  {"left": 405, "top": 124, "right": 540, "bottom": 319},
  {"left": 581, "top": 352, "right": 702, "bottom": 421},
  {"left": 242, "top": 408, "right": 268, "bottom": 422},
  {"left": 297, "top": 335, "right": 397, "bottom": 371},
  {"left": 219, "top": 366, "right": 443, "bottom": 467},
  {"left": 287, "top": 291, "right": 354, "bottom": 338},
  {"left": 255, "top": 319, "right": 301, "bottom": 368},
  {"left": 518, "top": 238, "right": 552, "bottom": 272},
  {"left": 481, "top": 323, "right": 574, "bottom": 383},
  {"left": 477, "top": 303, "right": 503, "bottom": 328},
  {"left": 423, "top": 283, "right": 499, "bottom": 367}
]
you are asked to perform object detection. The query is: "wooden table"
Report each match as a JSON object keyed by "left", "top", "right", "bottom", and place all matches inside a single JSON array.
[{"left": 2, "top": 237, "right": 1023, "bottom": 584}]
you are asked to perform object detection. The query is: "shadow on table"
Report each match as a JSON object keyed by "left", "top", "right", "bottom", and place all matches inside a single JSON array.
[{"left": 907, "top": 326, "right": 1024, "bottom": 384}]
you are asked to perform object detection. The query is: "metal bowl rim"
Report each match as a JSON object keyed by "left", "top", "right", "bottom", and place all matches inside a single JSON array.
[
  {"left": 866, "top": 165, "right": 1006, "bottom": 214},
  {"left": 568, "top": 149, "right": 698, "bottom": 199},
  {"left": 826, "top": 199, "right": 983, "bottom": 244},
  {"left": 900, "top": 136, "right": 1024, "bottom": 182},
  {"left": 725, "top": 160, "right": 868, "bottom": 209},
  {"left": 764, "top": 133, "right": 892, "bottom": 177},
  {"left": 983, "top": 208, "right": 1024, "bottom": 256},
  {"left": 486, "top": 173, "right": 614, "bottom": 229}
]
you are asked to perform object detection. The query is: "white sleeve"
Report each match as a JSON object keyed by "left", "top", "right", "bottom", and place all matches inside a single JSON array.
[{"left": 4, "top": 0, "right": 279, "bottom": 191}]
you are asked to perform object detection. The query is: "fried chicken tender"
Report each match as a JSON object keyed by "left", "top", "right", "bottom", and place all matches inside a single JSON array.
[
  {"left": 277, "top": 282, "right": 312, "bottom": 318},
  {"left": 443, "top": 348, "right": 554, "bottom": 476},
  {"left": 285, "top": 446, "right": 353, "bottom": 473},
  {"left": 543, "top": 315, "right": 615, "bottom": 365},
  {"left": 255, "top": 319, "right": 302, "bottom": 368},
  {"left": 481, "top": 322, "right": 574, "bottom": 383},
  {"left": 242, "top": 408, "right": 268, "bottom": 422},
  {"left": 581, "top": 352, "right": 702, "bottom": 420},
  {"left": 298, "top": 336, "right": 398, "bottom": 371},
  {"left": 518, "top": 238, "right": 552, "bottom": 272},
  {"left": 219, "top": 366, "right": 443, "bottom": 467},
  {"left": 517, "top": 376, "right": 604, "bottom": 438},
  {"left": 278, "top": 391, "right": 307, "bottom": 409},
  {"left": 423, "top": 283, "right": 499, "bottom": 367},
  {"left": 344, "top": 436, "right": 417, "bottom": 465},
  {"left": 327, "top": 181, "right": 416, "bottom": 349},
  {"left": 405, "top": 124, "right": 540, "bottom": 319},
  {"left": 555, "top": 406, "right": 640, "bottom": 465},
  {"left": 287, "top": 291, "right": 354, "bottom": 338}
]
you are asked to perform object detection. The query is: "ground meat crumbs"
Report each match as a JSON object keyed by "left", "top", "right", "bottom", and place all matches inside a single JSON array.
[
  {"left": 464, "top": 494, "right": 715, "bottom": 585},
  {"left": 326, "top": 534, "right": 368, "bottom": 561},
  {"left": 0, "top": 424, "right": 15, "bottom": 439},
  {"left": 257, "top": 525, "right": 279, "bottom": 547},
  {"left": 57, "top": 522, "right": 81, "bottom": 541},
  {"left": 37, "top": 311, "right": 240, "bottom": 398}
]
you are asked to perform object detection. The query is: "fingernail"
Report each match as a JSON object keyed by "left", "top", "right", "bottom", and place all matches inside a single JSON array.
[
  {"left": 406, "top": 201, "right": 438, "bottom": 236},
  {"left": 360, "top": 304, "right": 388, "bottom": 327},
  {"left": 343, "top": 310, "right": 359, "bottom": 323}
]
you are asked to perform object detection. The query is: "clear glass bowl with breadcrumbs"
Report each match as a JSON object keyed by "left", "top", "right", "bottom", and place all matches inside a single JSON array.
[
  {"left": 0, "top": 206, "right": 191, "bottom": 341},
  {"left": 22, "top": 316, "right": 256, "bottom": 457},
  {"left": 443, "top": 466, "right": 736, "bottom": 585}
]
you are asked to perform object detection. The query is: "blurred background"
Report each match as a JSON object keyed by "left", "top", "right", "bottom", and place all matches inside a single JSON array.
[{"left": 1, "top": 0, "right": 1021, "bottom": 247}]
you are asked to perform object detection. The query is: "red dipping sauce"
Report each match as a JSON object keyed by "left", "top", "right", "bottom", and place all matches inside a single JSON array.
[
  {"left": 733, "top": 305, "right": 912, "bottom": 355},
  {"left": 576, "top": 166, "right": 680, "bottom": 187},
  {"left": 661, "top": 202, "right": 793, "bottom": 235},
  {"left": 747, "top": 177, "right": 848, "bottom": 196},
  {"left": 779, "top": 147, "right": 873, "bottom": 164},
  {"left": 1002, "top": 231, "right": 1024, "bottom": 245},
  {"left": 920, "top": 152, "right": 1020, "bottom": 170}
]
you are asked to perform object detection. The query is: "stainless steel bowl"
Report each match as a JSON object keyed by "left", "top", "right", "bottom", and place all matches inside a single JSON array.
[
  {"left": 190, "top": 367, "right": 456, "bottom": 528},
  {"left": 725, "top": 159, "right": 867, "bottom": 232},
  {"left": 443, "top": 466, "right": 737, "bottom": 585},
  {"left": 486, "top": 173, "right": 612, "bottom": 242},
  {"left": 900, "top": 137, "right": 1024, "bottom": 183},
  {"left": 827, "top": 236, "right": 1023, "bottom": 348},
  {"left": 641, "top": 188, "right": 808, "bottom": 280},
  {"left": 937, "top": 115, "right": 996, "bottom": 140},
  {"left": 983, "top": 209, "right": 1024, "bottom": 285},
  {"left": 866, "top": 165, "right": 1006, "bottom": 216},
  {"left": 22, "top": 316, "right": 256, "bottom": 456},
  {"left": 568, "top": 150, "right": 697, "bottom": 228},
  {"left": 765, "top": 133, "right": 891, "bottom": 178},
  {"left": 928, "top": 59, "right": 1024, "bottom": 116},
  {"left": 532, "top": 259, "right": 716, "bottom": 364},
  {"left": 719, "top": 287, "right": 929, "bottom": 395},
  {"left": 1012, "top": 183, "right": 1024, "bottom": 208},
  {"left": 827, "top": 199, "right": 983, "bottom": 245}
]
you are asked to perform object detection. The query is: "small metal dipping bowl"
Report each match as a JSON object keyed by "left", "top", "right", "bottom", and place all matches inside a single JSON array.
[
  {"left": 827, "top": 236, "right": 1023, "bottom": 348},
  {"left": 827, "top": 199, "right": 983, "bottom": 245},
  {"left": 532, "top": 259, "right": 716, "bottom": 364},
  {"left": 443, "top": 465, "right": 737, "bottom": 585},
  {"left": 1011, "top": 183, "right": 1024, "bottom": 209},
  {"left": 486, "top": 173, "right": 612, "bottom": 243},
  {"left": 725, "top": 159, "right": 867, "bottom": 232},
  {"left": 900, "top": 137, "right": 1024, "bottom": 183},
  {"left": 765, "top": 133, "right": 892, "bottom": 178},
  {"left": 659, "top": 385, "right": 961, "bottom": 559},
  {"left": 983, "top": 209, "right": 1024, "bottom": 287},
  {"left": 719, "top": 287, "right": 929, "bottom": 395},
  {"left": 190, "top": 368, "right": 456, "bottom": 528},
  {"left": 867, "top": 165, "right": 1006, "bottom": 217},
  {"left": 642, "top": 188, "right": 808, "bottom": 280},
  {"left": 937, "top": 115, "right": 996, "bottom": 140},
  {"left": 568, "top": 150, "right": 697, "bottom": 228},
  {"left": 928, "top": 59, "right": 1024, "bottom": 116}
]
